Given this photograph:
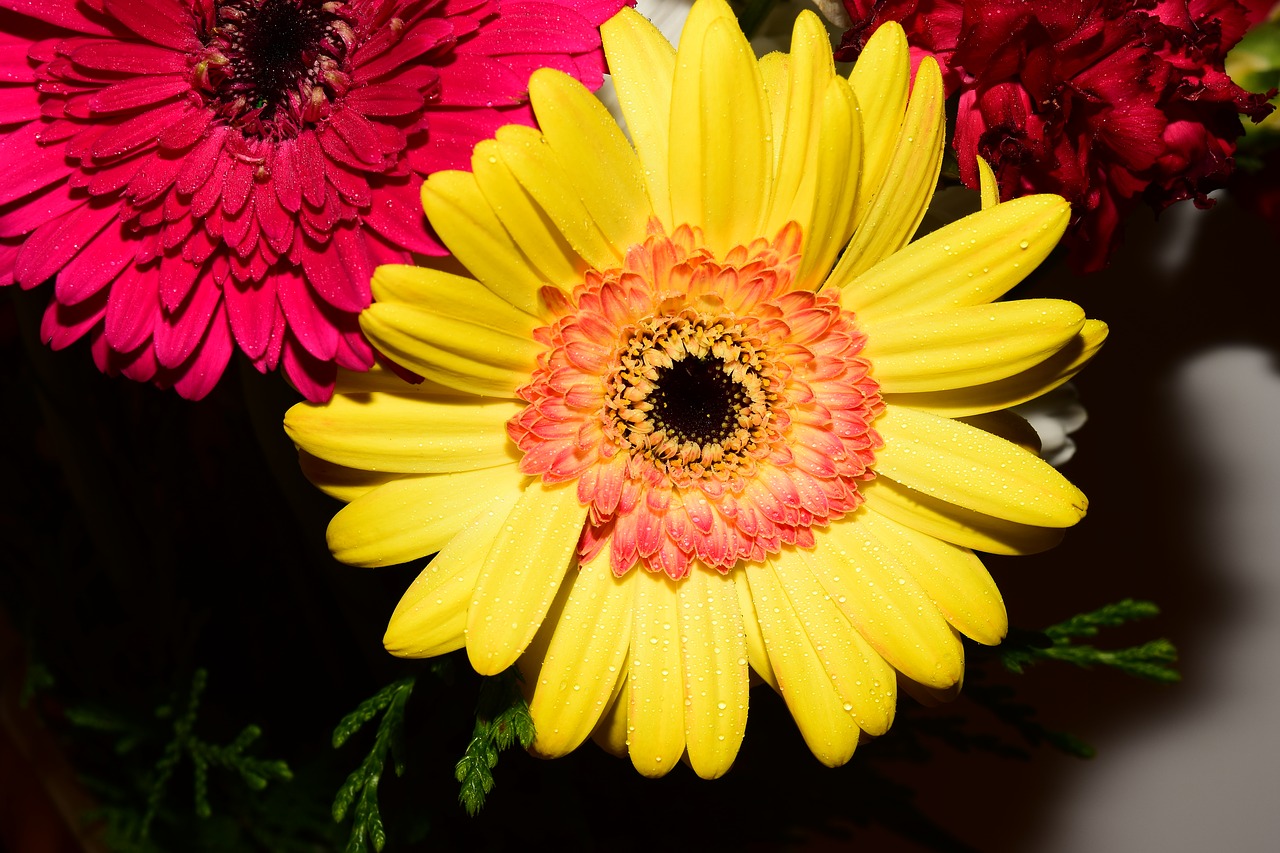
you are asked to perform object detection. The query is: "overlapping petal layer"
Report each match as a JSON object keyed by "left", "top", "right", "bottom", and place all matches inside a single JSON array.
[{"left": 287, "top": 0, "right": 1106, "bottom": 777}]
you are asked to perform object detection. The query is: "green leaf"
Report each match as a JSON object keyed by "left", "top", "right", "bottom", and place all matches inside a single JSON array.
[
  {"left": 1000, "top": 599, "right": 1181, "bottom": 684},
  {"left": 331, "top": 677, "right": 415, "bottom": 852},
  {"left": 454, "top": 668, "right": 535, "bottom": 817}
]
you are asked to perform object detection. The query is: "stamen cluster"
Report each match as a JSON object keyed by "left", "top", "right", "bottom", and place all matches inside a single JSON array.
[
  {"left": 193, "top": 0, "right": 358, "bottom": 138},
  {"left": 508, "top": 221, "right": 885, "bottom": 579}
]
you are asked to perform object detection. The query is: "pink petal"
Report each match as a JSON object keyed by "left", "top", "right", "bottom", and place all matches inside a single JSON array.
[
  {"left": 91, "top": 99, "right": 188, "bottom": 160},
  {"left": 271, "top": 140, "right": 302, "bottom": 212},
  {"left": 0, "top": 85, "right": 40, "bottom": 123},
  {"left": 220, "top": 156, "right": 254, "bottom": 216},
  {"left": 157, "top": 105, "right": 212, "bottom": 150},
  {"left": 333, "top": 322, "right": 373, "bottom": 371},
  {"left": 101, "top": 0, "right": 201, "bottom": 52},
  {"left": 103, "top": 261, "right": 159, "bottom": 352},
  {"left": 295, "top": 132, "right": 327, "bottom": 207},
  {"left": 125, "top": 147, "right": 187, "bottom": 202},
  {"left": 171, "top": 304, "right": 233, "bottom": 400},
  {"left": 276, "top": 266, "right": 339, "bottom": 360},
  {"left": 363, "top": 179, "right": 439, "bottom": 254},
  {"left": 154, "top": 275, "right": 220, "bottom": 368},
  {"left": 0, "top": 0, "right": 113, "bottom": 34},
  {"left": 41, "top": 287, "right": 108, "bottom": 349},
  {"left": 455, "top": 4, "right": 600, "bottom": 56},
  {"left": 434, "top": 56, "right": 528, "bottom": 108},
  {"left": 281, "top": 337, "right": 338, "bottom": 402},
  {"left": 254, "top": 181, "right": 294, "bottom": 255},
  {"left": 15, "top": 198, "right": 120, "bottom": 286},
  {"left": 175, "top": 125, "right": 227, "bottom": 194},
  {"left": 345, "top": 82, "right": 427, "bottom": 116},
  {"left": 69, "top": 39, "right": 188, "bottom": 74},
  {"left": 0, "top": 178, "right": 78, "bottom": 238},
  {"left": 54, "top": 218, "right": 134, "bottom": 304},
  {"left": 223, "top": 274, "right": 277, "bottom": 359},
  {"left": 159, "top": 248, "right": 201, "bottom": 311},
  {"left": 0, "top": 122, "right": 71, "bottom": 206},
  {"left": 87, "top": 74, "right": 189, "bottom": 115},
  {"left": 324, "top": 160, "right": 371, "bottom": 207}
]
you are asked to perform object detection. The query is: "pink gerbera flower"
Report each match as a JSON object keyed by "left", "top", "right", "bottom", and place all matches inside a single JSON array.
[{"left": 0, "top": 0, "right": 626, "bottom": 399}]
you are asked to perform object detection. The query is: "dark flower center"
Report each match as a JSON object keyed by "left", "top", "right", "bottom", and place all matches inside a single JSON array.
[
  {"left": 195, "top": 0, "right": 355, "bottom": 138},
  {"left": 648, "top": 356, "right": 748, "bottom": 447}
]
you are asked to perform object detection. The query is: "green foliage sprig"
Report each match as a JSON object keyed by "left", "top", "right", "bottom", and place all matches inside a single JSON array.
[
  {"left": 332, "top": 676, "right": 416, "bottom": 853},
  {"left": 454, "top": 668, "right": 535, "bottom": 817},
  {"left": 1000, "top": 598, "right": 1181, "bottom": 682},
  {"left": 135, "top": 669, "right": 293, "bottom": 838}
]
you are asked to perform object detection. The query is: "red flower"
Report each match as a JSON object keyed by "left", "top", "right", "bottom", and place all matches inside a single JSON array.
[
  {"left": 839, "top": 0, "right": 1275, "bottom": 271},
  {"left": 0, "top": 0, "right": 627, "bottom": 400}
]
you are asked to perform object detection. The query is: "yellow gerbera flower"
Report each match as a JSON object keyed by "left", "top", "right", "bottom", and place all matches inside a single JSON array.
[{"left": 285, "top": 0, "right": 1106, "bottom": 778}]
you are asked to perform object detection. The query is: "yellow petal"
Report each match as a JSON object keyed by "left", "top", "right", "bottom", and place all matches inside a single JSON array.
[
  {"left": 465, "top": 479, "right": 589, "bottom": 675},
  {"left": 470, "top": 139, "right": 586, "bottom": 288},
  {"left": 860, "top": 299, "right": 1086, "bottom": 393},
  {"left": 862, "top": 476, "right": 1066, "bottom": 555},
  {"left": 841, "top": 194, "right": 1071, "bottom": 321},
  {"left": 361, "top": 302, "right": 537, "bottom": 398},
  {"left": 742, "top": 560, "right": 860, "bottom": 767},
  {"left": 421, "top": 170, "right": 547, "bottom": 317},
  {"left": 959, "top": 410, "right": 1042, "bottom": 456},
  {"left": 527, "top": 549, "right": 634, "bottom": 757},
  {"left": 847, "top": 22, "right": 909, "bottom": 217},
  {"left": 830, "top": 56, "right": 945, "bottom": 283},
  {"left": 977, "top": 157, "right": 1000, "bottom": 210},
  {"left": 811, "top": 515, "right": 965, "bottom": 689},
  {"left": 883, "top": 320, "right": 1109, "bottom": 417},
  {"left": 856, "top": 510, "right": 1007, "bottom": 646},
  {"left": 284, "top": 390, "right": 522, "bottom": 474},
  {"left": 383, "top": 487, "right": 522, "bottom": 658},
  {"left": 795, "top": 76, "right": 861, "bottom": 291},
  {"left": 734, "top": 566, "right": 778, "bottom": 690},
  {"left": 873, "top": 404, "right": 1088, "bottom": 528},
  {"left": 677, "top": 568, "right": 749, "bottom": 779},
  {"left": 296, "top": 450, "right": 404, "bottom": 503},
  {"left": 327, "top": 465, "right": 524, "bottom": 567},
  {"left": 600, "top": 6, "right": 676, "bottom": 230},
  {"left": 758, "top": 51, "right": 790, "bottom": 191},
  {"left": 528, "top": 68, "right": 652, "bottom": 257},
  {"left": 590, "top": 666, "right": 632, "bottom": 758},
  {"left": 761, "top": 10, "right": 836, "bottom": 238},
  {"left": 772, "top": 548, "right": 897, "bottom": 736},
  {"left": 668, "top": 0, "right": 769, "bottom": 253},
  {"left": 626, "top": 570, "right": 686, "bottom": 777},
  {"left": 495, "top": 124, "right": 620, "bottom": 272}
]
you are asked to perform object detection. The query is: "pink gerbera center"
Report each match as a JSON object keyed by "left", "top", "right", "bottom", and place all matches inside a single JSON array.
[
  {"left": 507, "top": 220, "right": 885, "bottom": 580},
  {"left": 193, "top": 0, "right": 356, "bottom": 138}
]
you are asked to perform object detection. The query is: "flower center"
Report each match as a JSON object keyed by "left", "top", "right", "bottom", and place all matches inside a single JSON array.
[
  {"left": 194, "top": 0, "right": 356, "bottom": 138},
  {"left": 604, "top": 312, "right": 780, "bottom": 484}
]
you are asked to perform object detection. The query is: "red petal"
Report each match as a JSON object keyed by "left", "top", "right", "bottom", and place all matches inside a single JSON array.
[
  {"left": 1, "top": 0, "right": 113, "bottom": 34},
  {"left": 69, "top": 40, "right": 188, "bottom": 74},
  {"left": 345, "top": 83, "right": 427, "bottom": 117},
  {"left": 54, "top": 218, "right": 134, "bottom": 304},
  {"left": 0, "top": 85, "right": 40, "bottom": 123},
  {"left": 91, "top": 99, "right": 188, "bottom": 160},
  {"left": 171, "top": 304, "right": 233, "bottom": 400},
  {"left": 15, "top": 198, "right": 119, "bottom": 286},
  {"left": 298, "top": 231, "right": 366, "bottom": 312},
  {"left": 102, "top": 0, "right": 200, "bottom": 52},
  {"left": 87, "top": 74, "right": 189, "bottom": 115},
  {"left": 41, "top": 288, "right": 108, "bottom": 350},
  {"left": 158, "top": 105, "right": 213, "bottom": 151},
  {"left": 276, "top": 266, "right": 339, "bottom": 360},
  {"left": 223, "top": 274, "right": 277, "bottom": 359},
  {"left": 255, "top": 181, "right": 294, "bottom": 255},
  {"left": 295, "top": 131, "right": 327, "bottom": 207},
  {"left": 159, "top": 248, "right": 201, "bottom": 311},
  {"left": 154, "top": 275, "right": 220, "bottom": 368},
  {"left": 103, "top": 261, "right": 159, "bottom": 352},
  {"left": 0, "top": 123, "right": 71, "bottom": 206},
  {"left": 175, "top": 125, "right": 227, "bottom": 194},
  {"left": 363, "top": 179, "right": 439, "bottom": 254},
  {"left": 281, "top": 337, "right": 338, "bottom": 402},
  {"left": 271, "top": 140, "right": 302, "bottom": 212}
]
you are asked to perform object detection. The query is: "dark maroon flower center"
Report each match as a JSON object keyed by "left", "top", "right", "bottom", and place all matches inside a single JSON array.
[{"left": 195, "top": 0, "right": 355, "bottom": 139}]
